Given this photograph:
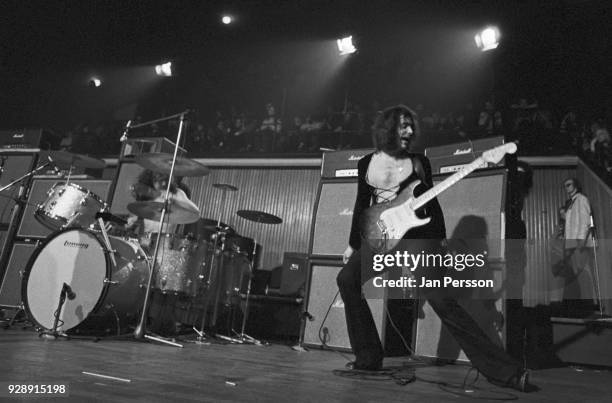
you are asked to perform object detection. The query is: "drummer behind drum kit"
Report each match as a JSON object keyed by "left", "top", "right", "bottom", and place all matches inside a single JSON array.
[{"left": 16, "top": 120, "right": 283, "bottom": 348}]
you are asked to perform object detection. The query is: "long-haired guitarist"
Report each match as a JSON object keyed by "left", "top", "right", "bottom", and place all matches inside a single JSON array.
[{"left": 336, "top": 104, "right": 533, "bottom": 392}]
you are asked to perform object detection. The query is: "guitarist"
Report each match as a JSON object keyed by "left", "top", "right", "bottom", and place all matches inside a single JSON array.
[{"left": 336, "top": 105, "right": 533, "bottom": 392}]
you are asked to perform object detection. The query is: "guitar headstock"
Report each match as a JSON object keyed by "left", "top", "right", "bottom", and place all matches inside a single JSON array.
[{"left": 482, "top": 142, "right": 517, "bottom": 164}]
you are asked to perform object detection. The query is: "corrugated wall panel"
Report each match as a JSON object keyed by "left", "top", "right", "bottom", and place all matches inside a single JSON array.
[
  {"left": 185, "top": 168, "right": 320, "bottom": 270},
  {"left": 577, "top": 162, "right": 612, "bottom": 314},
  {"left": 523, "top": 167, "right": 577, "bottom": 306}
]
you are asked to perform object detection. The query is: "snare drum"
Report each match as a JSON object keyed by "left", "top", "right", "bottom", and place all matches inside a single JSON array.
[
  {"left": 140, "top": 233, "right": 199, "bottom": 296},
  {"left": 23, "top": 228, "right": 149, "bottom": 333},
  {"left": 35, "top": 182, "right": 107, "bottom": 230}
]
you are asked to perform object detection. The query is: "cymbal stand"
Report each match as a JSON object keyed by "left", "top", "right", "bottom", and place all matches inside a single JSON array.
[
  {"left": 196, "top": 188, "right": 232, "bottom": 341},
  {"left": 232, "top": 232, "right": 261, "bottom": 345},
  {"left": 133, "top": 111, "right": 189, "bottom": 348}
]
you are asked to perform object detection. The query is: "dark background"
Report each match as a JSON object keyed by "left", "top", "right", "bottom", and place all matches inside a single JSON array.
[{"left": 1, "top": 0, "right": 611, "bottom": 132}]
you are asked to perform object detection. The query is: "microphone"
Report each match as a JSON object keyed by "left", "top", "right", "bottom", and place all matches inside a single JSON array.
[
  {"left": 120, "top": 120, "right": 132, "bottom": 143},
  {"left": 63, "top": 283, "right": 76, "bottom": 300}
]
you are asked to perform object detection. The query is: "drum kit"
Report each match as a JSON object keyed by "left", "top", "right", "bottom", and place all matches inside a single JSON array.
[{"left": 12, "top": 114, "right": 283, "bottom": 348}]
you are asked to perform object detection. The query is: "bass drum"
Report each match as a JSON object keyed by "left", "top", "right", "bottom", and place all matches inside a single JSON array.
[{"left": 22, "top": 228, "right": 149, "bottom": 333}]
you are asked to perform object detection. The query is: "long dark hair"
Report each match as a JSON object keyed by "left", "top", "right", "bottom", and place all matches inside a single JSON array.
[
  {"left": 134, "top": 169, "right": 178, "bottom": 201},
  {"left": 371, "top": 104, "right": 420, "bottom": 156}
]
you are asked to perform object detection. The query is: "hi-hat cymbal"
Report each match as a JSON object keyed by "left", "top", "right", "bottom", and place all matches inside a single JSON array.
[
  {"left": 135, "top": 153, "right": 209, "bottom": 177},
  {"left": 127, "top": 200, "right": 200, "bottom": 224},
  {"left": 42, "top": 150, "right": 106, "bottom": 170},
  {"left": 212, "top": 183, "right": 238, "bottom": 192},
  {"left": 237, "top": 210, "right": 282, "bottom": 224}
]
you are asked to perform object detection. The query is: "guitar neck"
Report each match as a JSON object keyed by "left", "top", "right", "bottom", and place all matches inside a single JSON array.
[{"left": 411, "top": 157, "right": 485, "bottom": 210}]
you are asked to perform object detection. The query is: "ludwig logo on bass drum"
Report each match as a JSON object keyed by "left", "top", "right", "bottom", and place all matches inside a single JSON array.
[{"left": 64, "top": 240, "right": 89, "bottom": 249}]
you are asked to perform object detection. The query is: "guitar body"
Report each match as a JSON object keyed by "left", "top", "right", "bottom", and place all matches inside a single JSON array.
[
  {"left": 359, "top": 142, "right": 517, "bottom": 254},
  {"left": 360, "top": 180, "right": 432, "bottom": 253}
]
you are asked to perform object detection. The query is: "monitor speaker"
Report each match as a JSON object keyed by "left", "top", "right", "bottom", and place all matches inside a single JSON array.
[
  {"left": 309, "top": 180, "right": 358, "bottom": 257},
  {"left": 17, "top": 179, "right": 111, "bottom": 239}
]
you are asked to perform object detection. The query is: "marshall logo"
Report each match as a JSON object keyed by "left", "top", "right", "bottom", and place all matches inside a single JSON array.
[
  {"left": 64, "top": 240, "right": 89, "bottom": 249},
  {"left": 339, "top": 208, "right": 353, "bottom": 216},
  {"left": 348, "top": 154, "right": 366, "bottom": 161},
  {"left": 453, "top": 148, "right": 472, "bottom": 155},
  {"left": 12, "top": 133, "right": 24, "bottom": 138}
]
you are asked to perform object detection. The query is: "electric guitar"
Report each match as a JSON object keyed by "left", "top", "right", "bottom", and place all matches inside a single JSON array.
[{"left": 360, "top": 142, "right": 517, "bottom": 253}]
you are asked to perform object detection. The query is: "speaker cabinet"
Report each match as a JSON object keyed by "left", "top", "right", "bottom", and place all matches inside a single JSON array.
[
  {"left": 301, "top": 259, "right": 412, "bottom": 355},
  {"left": 108, "top": 162, "right": 145, "bottom": 216},
  {"left": 433, "top": 169, "right": 507, "bottom": 260},
  {"left": 415, "top": 170, "right": 507, "bottom": 362},
  {"left": 0, "top": 153, "right": 38, "bottom": 223},
  {"left": 0, "top": 241, "right": 38, "bottom": 307},
  {"left": 17, "top": 179, "right": 111, "bottom": 239},
  {"left": 309, "top": 180, "right": 357, "bottom": 257}
]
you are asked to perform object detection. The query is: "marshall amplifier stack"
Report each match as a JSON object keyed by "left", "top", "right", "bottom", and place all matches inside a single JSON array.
[{"left": 301, "top": 149, "right": 411, "bottom": 355}]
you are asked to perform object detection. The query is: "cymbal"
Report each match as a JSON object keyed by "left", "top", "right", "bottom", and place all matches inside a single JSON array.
[
  {"left": 127, "top": 200, "right": 200, "bottom": 224},
  {"left": 212, "top": 183, "right": 238, "bottom": 192},
  {"left": 237, "top": 210, "right": 282, "bottom": 224},
  {"left": 135, "top": 153, "right": 209, "bottom": 177},
  {"left": 43, "top": 150, "right": 106, "bottom": 170}
]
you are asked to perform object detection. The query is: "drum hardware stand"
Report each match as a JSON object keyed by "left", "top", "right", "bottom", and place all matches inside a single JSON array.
[
  {"left": 219, "top": 237, "right": 261, "bottom": 345},
  {"left": 194, "top": 187, "right": 234, "bottom": 342},
  {"left": 132, "top": 110, "right": 190, "bottom": 348}
]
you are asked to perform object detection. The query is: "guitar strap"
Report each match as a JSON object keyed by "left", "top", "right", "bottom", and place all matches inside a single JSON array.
[{"left": 411, "top": 155, "right": 430, "bottom": 187}]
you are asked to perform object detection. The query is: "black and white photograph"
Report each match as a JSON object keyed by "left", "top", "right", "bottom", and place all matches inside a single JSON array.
[{"left": 1, "top": 1, "right": 611, "bottom": 401}]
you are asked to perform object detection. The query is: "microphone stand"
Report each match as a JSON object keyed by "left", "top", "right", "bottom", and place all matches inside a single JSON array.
[
  {"left": 132, "top": 111, "right": 190, "bottom": 348},
  {"left": 40, "top": 283, "right": 73, "bottom": 340},
  {"left": 587, "top": 217, "right": 604, "bottom": 317}
]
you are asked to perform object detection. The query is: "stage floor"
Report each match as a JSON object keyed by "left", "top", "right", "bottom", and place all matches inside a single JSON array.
[{"left": 0, "top": 328, "right": 610, "bottom": 402}]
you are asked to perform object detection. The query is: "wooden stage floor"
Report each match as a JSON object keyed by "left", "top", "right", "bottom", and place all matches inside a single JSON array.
[{"left": 0, "top": 328, "right": 610, "bottom": 402}]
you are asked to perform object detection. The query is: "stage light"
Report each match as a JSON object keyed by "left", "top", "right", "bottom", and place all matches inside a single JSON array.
[
  {"left": 155, "top": 62, "right": 173, "bottom": 77},
  {"left": 222, "top": 15, "right": 233, "bottom": 25},
  {"left": 475, "top": 26, "right": 500, "bottom": 52},
  {"left": 88, "top": 77, "right": 102, "bottom": 87},
  {"left": 337, "top": 36, "right": 357, "bottom": 56}
]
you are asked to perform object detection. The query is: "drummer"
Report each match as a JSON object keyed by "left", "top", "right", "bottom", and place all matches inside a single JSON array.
[{"left": 126, "top": 169, "right": 200, "bottom": 238}]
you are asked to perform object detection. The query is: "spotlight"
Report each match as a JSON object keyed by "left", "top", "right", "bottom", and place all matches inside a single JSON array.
[
  {"left": 337, "top": 36, "right": 357, "bottom": 56},
  {"left": 221, "top": 15, "right": 233, "bottom": 25},
  {"left": 88, "top": 77, "right": 102, "bottom": 87},
  {"left": 475, "top": 26, "right": 500, "bottom": 52},
  {"left": 155, "top": 61, "right": 173, "bottom": 77}
]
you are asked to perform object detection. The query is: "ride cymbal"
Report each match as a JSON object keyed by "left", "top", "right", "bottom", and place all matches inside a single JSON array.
[{"left": 236, "top": 210, "right": 282, "bottom": 224}]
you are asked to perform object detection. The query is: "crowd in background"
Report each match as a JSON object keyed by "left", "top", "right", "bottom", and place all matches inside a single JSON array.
[{"left": 56, "top": 97, "right": 611, "bottom": 181}]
